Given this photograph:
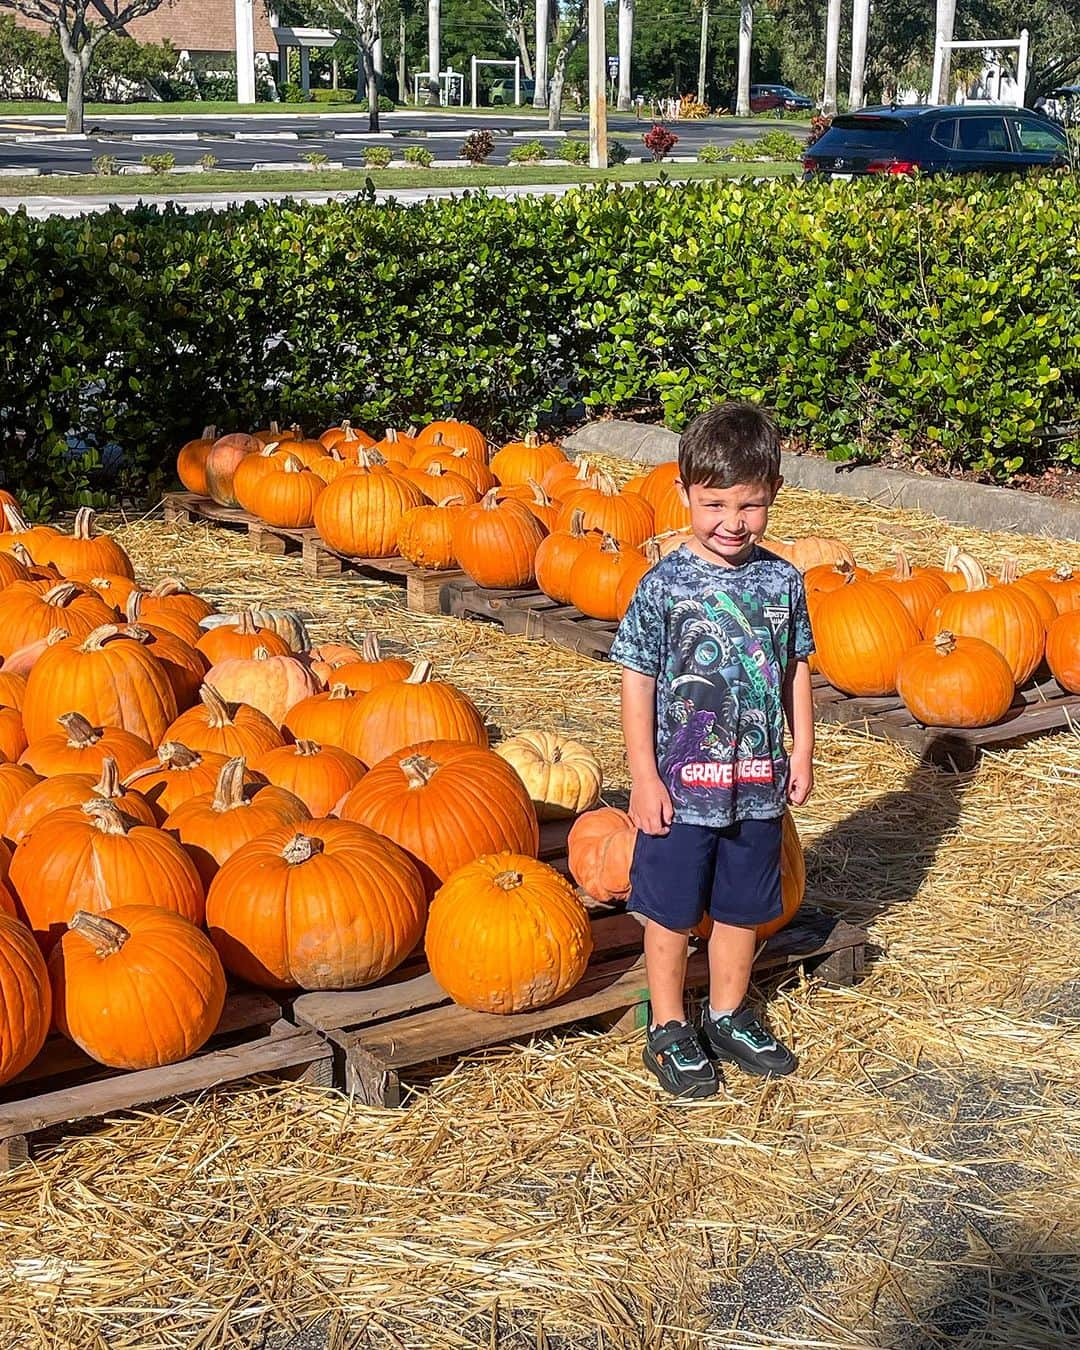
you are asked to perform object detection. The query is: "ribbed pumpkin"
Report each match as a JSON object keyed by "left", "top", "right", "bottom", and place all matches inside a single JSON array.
[
  {"left": 566, "top": 806, "right": 637, "bottom": 902},
  {"left": 202, "top": 607, "right": 307, "bottom": 653},
  {"left": 204, "top": 432, "right": 259, "bottom": 506},
  {"left": 138, "top": 577, "right": 216, "bottom": 628},
  {"left": 896, "top": 631, "right": 1016, "bottom": 728},
  {"left": 70, "top": 570, "right": 142, "bottom": 611},
  {"left": 176, "top": 425, "right": 218, "bottom": 496},
  {"left": 370, "top": 427, "right": 419, "bottom": 465},
  {"left": 243, "top": 455, "right": 324, "bottom": 528},
  {"left": 811, "top": 575, "right": 920, "bottom": 696},
  {"left": 411, "top": 443, "right": 497, "bottom": 493},
  {"left": 37, "top": 508, "right": 135, "bottom": 581},
  {"left": 0, "top": 698, "right": 25, "bottom": 763},
  {"left": 282, "top": 683, "right": 367, "bottom": 750},
  {"left": 993, "top": 559, "right": 1058, "bottom": 633},
  {"left": 0, "top": 763, "right": 40, "bottom": 838},
  {"left": 505, "top": 479, "right": 560, "bottom": 532},
  {"left": 569, "top": 535, "right": 641, "bottom": 622},
  {"left": 347, "top": 660, "right": 487, "bottom": 766},
  {"left": 123, "top": 591, "right": 203, "bottom": 648},
  {"left": 119, "top": 620, "right": 207, "bottom": 714},
  {"left": 337, "top": 739, "right": 539, "bottom": 896},
  {"left": 1, "top": 627, "right": 69, "bottom": 680},
  {"left": 871, "top": 552, "right": 950, "bottom": 630},
  {"left": 124, "top": 742, "right": 231, "bottom": 823},
  {"left": 49, "top": 907, "right": 226, "bottom": 1069},
  {"left": 205, "top": 647, "right": 322, "bottom": 726},
  {"left": 163, "top": 683, "right": 285, "bottom": 760},
  {"left": 319, "top": 421, "right": 376, "bottom": 453},
  {"left": 0, "top": 503, "right": 59, "bottom": 563},
  {"left": 0, "top": 581, "right": 117, "bottom": 661},
  {"left": 452, "top": 490, "right": 547, "bottom": 589},
  {"left": 495, "top": 730, "right": 602, "bottom": 820},
  {"left": 694, "top": 811, "right": 806, "bottom": 941},
  {"left": 650, "top": 481, "right": 692, "bottom": 535},
  {"left": 426, "top": 854, "right": 592, "bottom": 1014},
  {"left": 309, "top": 448, "right": 351, "bottom": 485},
  {"left": 535, "top": 510, "right": 596, "bottom": 605},
  {"left": 615, "top": 540, "right": 661, "bottom": 619},
  {"left": 0, "top": 547, "right": 31, "bottom": 590},
  {"left": 314, "top": 467, "right": 427, "bottom": 558},
  {"left": 195, "top": 611, "right": 291, "bottom": 665},
  {"left": 19, "top": 711, "right": 151, "bottom": 779},
  {"left": 163, "top": 757, "right": 309, "bottom": 888},
  {"left": 307, "top": 641, "right": 365, "bottom": 682},
  {"left": 11, "top": 798, "right": 205, "bottom": 952},
  {"left": 1025, "top": 564, "right": 1080, "bottom": 616},
  {"left": 231, "top": 441, "right": 291, "bottom": 505},
  {"left": 805, "top": 559, "right": 873, "bottom": 595},
  {"left": 206, "top": 818, "right": 426, "bottom": 990},
  {"left": 418, "top": 462, "right": 480, "bottom": 506},
  {"left": 541, "top": 456, "right": 592, "bottom": 499},
  {"left": 23, "top": 624, "right": 178, "bottom": 746},
  {"left": 0, "top": 912, "right": 51, "bottom": 1085},
  {"left": 1046, "top": 611, "right": 1080, "bottom": 694},
  {"left": 763, "top": 536, "right": 856, "bottom": 572},
  {"left": 924, "top": 553, "right": 1045, "bottom": 685},
  {"left": 636, "top": 461, "right": 680, "bottom": 513},
  {"left": 251, "top": 420, "right": 297, "bottom": 448},
  {"left": 398, "top": 500, "right": 463, "bottom": 571},
  {"left": 252, "top": 739, "right": 366, "bottom": 817},
  {"left": 325, "top": 633, "right": 411, "bottom": 695},
  {"left": 415, "top": 418, "right": 488, "bottom": 461},
  {"left": 4, "top": 758, "right": 156, "bottom": 848},
  {"left": 490, "top": 433, "right": 566, "bottom": 488},
  {"left": 556, "top": 473, "right": 654, "bottom": 547},
  {"left": 0, "top": 671, "right": 26, "bottom": 711}
]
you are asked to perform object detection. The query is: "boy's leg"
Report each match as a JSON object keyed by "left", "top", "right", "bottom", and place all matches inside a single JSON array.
[
  {"left": 643, "top": 918, "right": 693, "bottom": 1026},
  {"left": 706, "top": 921, "right": 757, "bottom": 1014}
]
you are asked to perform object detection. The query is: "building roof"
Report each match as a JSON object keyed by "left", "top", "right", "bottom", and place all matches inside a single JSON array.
[{"left": 15, "top": 0, "right": 281, "bottom": 56}]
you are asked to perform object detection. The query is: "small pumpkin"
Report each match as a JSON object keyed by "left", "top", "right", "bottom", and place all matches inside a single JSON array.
[
  {"left": 650, "top": 480, "right": 692, "bottom": 535},
  {"left": 636, "top": 461, "right": 680, "bottom": 514},
  {"left": 176, "top": 425, "right": 218, "bottom": 496},
  {"left": 347, "top": 660, "right": 487, "bottom": 767},
  {"left": 19, "top": 711, "right": 151, "bottom": 779},
  {"left": 542, "top": 455, "right": 592, "bottom": 499},
  {"left": 251, "top": 739, "right": 366, "bottom": 817},
  {"left": 319, "top": 420, "right": 376, "bottom": 453},
  {"left": 762, "top": 536, "right": 856, "bottom": 572},
  {"left": 200, "top": 607, "right": 308, "bottom": 652},
  {"left": 0, "top": 503, "right": 60, "bottom": 564},
  {"left": 452, "top": 489, "right": 547, "bottom": 589},
  {"left": 870, "top": 552, "right": 950, "bottom": 630},
  {"left": 0, "top": 670, "right": 26, "bottom": 712},
  {"left": 282, "top": 683, "right": 368, "bottom": 750},
  {"left": 1024, "top": 563, "right": 1080, "bottom": 617},
  {"left": 370, "top": 427, "right": 419, "bottom": 465},
  {"left": 415, "top": 418, "right": 488, "bottom": 462},
  {"left": 163, "top": 682, "right": 285, "bottom": 760},
  {"left": 0, "top": 697, "right": 25, "bottom": 763},
  {"left": 495, "top": 730, "right": 602, "bottom": 820},
  {"left": 426, "top": 854, "right": 592, "bottom": 1014},
  {"left": 124, "top": 741, "right": 231, "bottom": 823},
  {"left": 124, "top": 591, "right": 203, "bottom": 648},
  {"left": 811, "top": 574, "right": 921, "bottom": 697},
  {"left": 325, "top": 633, "right": 411, "bottom": 695},
  {"left": 0, "top": 763, "right": 41, "bottom": 839},
  {"left": 411, "top": 443, "right": 496, "bottom": 494},
  {"left": 49, "top": 907, "right": 227, "bottom": 1070},
  {"left": 70, "top": 571, "right": 142, "bottom": 611},
  {"left": 0, "top": 912, "right": 51, "bottom": 1085},
  {"left": 896, "top": 631, "right": 1016, "bottom": 728},
  {"left": 243, "top": 454, "right": 324, "bottom": 528},
  {"left": 418, "top": 462, "right": 480, "bottom": 506},
  {"left": 0, "top": 548, "right": 31, "bottom": 590},
  {"left": 204, "top": 432, "right": 259, "bottom": 506},
  {"left": 490, "top": 433, "right": 567, "bottom": 488},
  {"left": 398, "top": 500, "right": 464, "bottom": 571},
  {"left": 37, "top": 508, "right": 135, "bottom": 581},
  {"left": 195, "top": 611, "right": 291, "bottom": 665},
  {"left": 924, "top": 553, "right": 1045, "bottom": 685},
  {"left": 205, "top": 646, "right": 322, "bottom": 726},
  {"left": 0, "top": 580, "right": 117, "bottom": 662},
  {"left": 569, "top": 534, "right": 640, "bottom": 622},
  {"left": 566, "top": 806, "right": 637, "bottom": 902},
  {"left": 1046, "top": 611, "right": 1080, "bottom": 694},
  {"left": 535, "top": 510, "right": 596, "bottom": 606},
  {"left": 4, "top": 757, "right": 156, "bottom": 849},
  {"left": 804, "top": 559, "right": 873, "bottom": 595},
  {"left": 556, "top": 472, "right": 654, "bottom": 547}
]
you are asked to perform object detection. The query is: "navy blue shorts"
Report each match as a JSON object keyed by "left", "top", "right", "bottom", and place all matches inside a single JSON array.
[{"left": 628, "top": 818, "right": 784, "bottom": 931}]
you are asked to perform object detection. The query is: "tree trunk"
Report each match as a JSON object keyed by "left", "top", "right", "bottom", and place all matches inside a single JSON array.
[
  {"left": 931, "top": 0, "right": 957, "bottom": 104},
  {"left": 65, "top": 53, "right": 86, "bottom": 133},
  {"left": 616, "top": 0, "right": 633, "bottom": 112},
  {"left": 696, "top": 2, "right": 708, "bottom": 107},
  {"left": 515, "top": 20, "right": 533, "bottom": 81},
  {"left": 365, "top": 44, "right": 380, "bottom": 130},
  {"left": 735, "top": 0, "right": 752, "bottom": 118},
  {"left": 822, "top": 0, "right": 842, "bottom": 115},
  {"left": 848, "top": 0, "right": 870, "bottom": 110},
  {"left": 533, "top": 0, "right": 549, "bottom": 108},
  {"left": 548, "top": 33, "right": 583, "bottom": 131},
  {"left": 427, "top": 0, "right": 441, "bottom": 100}
]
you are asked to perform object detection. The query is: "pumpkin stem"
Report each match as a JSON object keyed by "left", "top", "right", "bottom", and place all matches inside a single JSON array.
[
  {"left": 427, "top": 462, "right": 446, "bottom": 477},
  {"left": 9, "top": 543, "right": 33, "bottom": 567},
  {"left": 431, "top": 431, "right": 444, "bottom": 447},
  {"left": 58, "top": 711, "right": 102, "bottom": 747},
  {"left": 69, "top": 909, "right": 130, "bottom": 954},
  {"left": 442, "top": 494, "right": 466, "bottom": 508},
  {"left": 236, "top": 610, "right": 259, "bottom": 636},
  {"left": 156, "top": 741, "right": 201, "bottom": 771},
  {"left": 593, "top": 471, "right": 618, "bottom": 497},
  {"left": 282, "top": 455, "right": 304, "bottom": 474},
  {"left": 252, "top": 646, "right": 272, "bottom": 661},
  {"left": 124, "top": 591, "right": 144, "bottom": 623},
  {"left": 933, "top": 631, "right": 958, "bottom": 656},
  {"left": 952, "top": 551, "right": 989, "bottom": 593},
  {"left": 72, "top": 507, "right": 97, "bottom": 541},
  {"left": 149, "top": 577, "right": 191, "bottom": 599},
  {"left": 82, "top": 798, "right": 131, "bottom": 835},
  {"left": 493, "top": 870, "right": 524, "bottom": 891},
  {"left": 523, "top": 431, "right": 540, "bottom": 448},
  {"left": 46, "top": 626, "right": 69, "bottom": 646},
  {"left": 268, "top": 420, "right": 281, "bottom": 436},
  {"left": 600, "top": 534, "right": 621, "bottom": 556},
  {"left": 92, "top": 756, "right": 123, "bottom": 799},
  {"left": 568, "top": 509, "right": 587, "bottom": 540},
  {"left": 198, "top": 683, "right": 234, "bottom": 727},
  {"left": 480, "top": 488, "right": 500, "bottom": 511},
  {"left": 385, "top": 427, "right": 400, "bottom": 443},
  {"left": 43, "top": 581, "right": 80, "bottom": 607},
  {"left": 360, "top": 632, "right": 381, "bottom": 663},
  {"left": 202, "top": 425, "right": 218, "bottom": 440},
  {"left": 891, "top": 552, "right": 913, "bottom": 581},
  {"left": 643, "top": 538, "right": 662, "bottom": 566},
  {"left": 2, "top": 503, "right": 32, "bottom": 533},
  {"left": 400, "top": 753, "right": 439, "bottom": 787},
  {"left": 295, "top": 739, "right": 321, "bottom": 757},
  {"left": 282, "top": 833, "right": 323, "bottom": 865},
  {"left": 212, "top": 757, "right": 249, "bottom": 811},
  {"left": 526, "top": 478, "right": 552, "bottom": 506},
  {"left": 327, "top": 683, "right": 351, "bottom": 701},
  {"left": 998, "top": 558, "right": 1020, "bottom": 585},
  {"left": 356, "top": 448, "right": 388, "bottom": 469},
  {"left": 405, "top": 659, "right": 433, "bottom": 685},
  {"left": 79, "top": 623, "right": 130, "bottom": 651},
  {"left": 1053, "top": 564, "right": 1075, "bottom": 582}
]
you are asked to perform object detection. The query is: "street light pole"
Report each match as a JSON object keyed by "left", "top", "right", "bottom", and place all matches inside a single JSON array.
[{"left": 588, "top": 0, "right": 607, "bottom": 168}]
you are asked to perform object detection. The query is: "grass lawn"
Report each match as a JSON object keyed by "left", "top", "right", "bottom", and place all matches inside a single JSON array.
[
  {"left": 0, "top": 161, "right": 801, "bottom": 197},
  {"left": 0, "top": 100, "right": 554, "bottom": 118}
]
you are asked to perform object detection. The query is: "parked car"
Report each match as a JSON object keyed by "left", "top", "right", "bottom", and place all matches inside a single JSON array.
[
  {"left": 749, "top": 84, "right": 814, "bottom": 114},
  {"left": 802, "top": 105, "right": 1070, "bottom": 177},
  {"left": 490, "top": 78, "right": 536, "bottom": 106}
]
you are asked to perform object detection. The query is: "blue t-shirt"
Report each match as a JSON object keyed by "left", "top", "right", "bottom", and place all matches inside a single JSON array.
[{"left": 609, "top": 544, "right": 815, "bottom": 826}]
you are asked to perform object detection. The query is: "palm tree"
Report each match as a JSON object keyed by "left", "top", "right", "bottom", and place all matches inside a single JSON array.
[
  {"left": 735, "top": 0, "right": 752, "bottom": 117},
  {"left": 849, "top": 0, "right": 870, "bottom": 109},
  {"left": 617, "top": 0, "right": 634, "bottom": 111},
  {"left": 427, "top": 0, "right": 441, "bottom": 103},
  {"left": 931, "top": 0, "right": 957, "bottom": 103},
  {"left": 822, "top": 0, "right": 842, "bottom": 115},
  {"left": 533, "top": 0, "right": 551, "bottom": 107}
]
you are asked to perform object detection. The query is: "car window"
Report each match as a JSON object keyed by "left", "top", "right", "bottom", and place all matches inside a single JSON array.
[
  {"left": 930, "top": 118, "right": 956, "bottom": 149},
  {"left": 956, "top": 117, "right": 1011, "bottom": 152},
  {"left": 1010, "top": 117, "right": 1067, "bottom": 152}
]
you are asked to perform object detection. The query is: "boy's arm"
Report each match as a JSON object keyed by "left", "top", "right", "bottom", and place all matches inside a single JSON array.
[
  {"left": 621, "top": 667, "right": 674, "bottom": 836},
  {"left": 782, "top": 658, "right": 815, "bottom": 806}
]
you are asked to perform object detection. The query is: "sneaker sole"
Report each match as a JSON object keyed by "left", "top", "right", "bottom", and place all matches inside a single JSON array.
[{"left": 641, "top": 1046, "right": 719, "bottom": 1099}]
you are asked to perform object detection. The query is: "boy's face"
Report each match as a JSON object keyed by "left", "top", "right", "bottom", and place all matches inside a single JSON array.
[{"left": 676, "top": 477, "right": 780, "bottom": 564}]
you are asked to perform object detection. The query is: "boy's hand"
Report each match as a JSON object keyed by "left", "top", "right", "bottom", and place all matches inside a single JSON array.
[
  {"left": 630, "top": 775, "right": 674, "bottom": 836},
  {"left": 787, "top": 749, "right": 814, "bottom": 806}
]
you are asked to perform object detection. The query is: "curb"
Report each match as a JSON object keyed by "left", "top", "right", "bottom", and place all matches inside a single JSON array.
[{"left": 562, "top": 420, "right": 1080, "bottom": 542}]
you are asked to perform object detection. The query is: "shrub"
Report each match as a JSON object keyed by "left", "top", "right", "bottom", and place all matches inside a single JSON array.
[
  {"left": 92, "top": 154, "right": 119, "bottom": 176},
  {"left": 362, "top": 146, "right": 391, "bottom": 168},
  {"left": 510, "top": 139, "right": 547, "bottom": 163},
  {"left": 140, "top": 153, "right": 175, "bottom": 174},
  {"left": 558, "top": 139, "right": 588, "bottom": 165},
  {"left": 195, "top": 72, "right": 237, "bottom": 102},
  {"left": 302, "top": 151, "right": 331, "bottom": 169},
  {"left": 643, "top": 123, "right": 678, "bottom": 162},
  {"left": 404, "top": 145, "right": 434, "bottom": 166},
  {"left": 805, "top": 114, "right": 833, "bottom": 148},
  {"left": 698, "top": 144, "right": 722, "bottom": 163},
  {"left": 756, "top": 130, "right": 804, "bottom": 162},
  {"left": 723, "top": 140, "right": 760, "bottom": 161},
  {"left": 461, "top": 130, "right": 495, "bottom": 164},
  {"left": 280, "top": 82, "right": 309, "bottom": 104},
  {"left": 198, "top": 153, "right": 219, "bottom": 171},
  {"left": 355, "top": 94, "right": 396, "bottom": 113},
  {"left": 607, "top": 139, "right": 630, "bottom": 167}
]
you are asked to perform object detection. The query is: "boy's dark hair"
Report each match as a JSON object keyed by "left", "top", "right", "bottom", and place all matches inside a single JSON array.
[{"left": 678, "top": 403, "right": 781, "bottom": 488}]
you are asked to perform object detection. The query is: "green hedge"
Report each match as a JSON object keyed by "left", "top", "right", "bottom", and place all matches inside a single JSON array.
[{"left": 1, "top": 175, "right": 1078, "bottom": 512}]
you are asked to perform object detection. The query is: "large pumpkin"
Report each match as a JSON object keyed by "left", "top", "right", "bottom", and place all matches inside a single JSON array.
[
  {"left": 871, "top": 552, "right": 949, "bottom": 631},
  {"left": 4, "top": 757, "right": 156, "bottom": 848},
  {"left": 23, "top": 624, "right": 178, "bottom": 746},
  {"left": 0, "top": 762, "right": 41, "bottom": 839},
  {"left": 204, "top": 647, "right": 321, "bottom": 725},
  {"left": 924, "top": 553, "right": 1045, "bottom": 685},
  {"left": 694, "top": 811, "right": 806, "bottom": 941},
  {"left": 415, "top": 419, "right": 488, "bottom": 461},
  {"left": 337, "top": 739, "right": 538, "bottom": 896},
  {"left": 896, "top": 631, "right": 1015, "bottom": 728},
  {"left": 0, "top": 912, "right": 51, "bottom": 1085},
  {"left": 251, "top": 739, "right": 366, "bottom": 817},
  {"left": 206, "top": 818, "right": 426, "bottom": 991},
  {"left": 176, "top": 425, "right": 218, "bottom": 496},
  {"left": 495, "top": 730, "right": 602, "bottom": 820},
  {"left": 763, "top": 537, "right": 855, "bottom": 572},
  {"left": 19, "top": 712, "right": 151, "bottom": 780},
  {"left": 556, "top": 473, "right": 654, "bottom": 547},
  {"left": 49, "top": 907, "right": 226, "bottom": 1070},
  {"left": 0, "top": 547, "right": 31, "bottom": 590},
  {"left": 10, "top": 798, "right": 205, "bottom": 952},
  {"left": 1046, "top": 611, "right": 1080, "bottom": 694},
  {"left": 804, "top": 559, "right": 873, "bottom": 595},
  {"left": 163, "top": 682, "right": 285, "bottom": 760},
  {"left": 163, "top": 757, "right": 309, "bottom": 888},
  {"left": 993, "top": 559, "right": 1058, "bottom": 632},
  {"left": 314, "top": 469, "right": 426, "bottom": 558},
  {"left": 398, "top": 500, "right": 463, "bottom": 572},
  {"left": 241, "top": 455, "right": 324, "bottom": 529},
  {"left": 204, "top": 432, "right": 259, "bottom": 506},
  {"left": 0, "top": 503, "right": 60, "bottom": 564},
  {"left": 490, "top": 433, "right": 567, "bottom": 488},
  {"left": 568, "top": 534, "right": 641, "bottom": 622},
  {"left": 1025, "top": 564, "right": 1080, "bottom": 617},
  {"left": 425, "top": 853, "right": 593, "bottom": 1014},
  {"left": 346, "top": 660, "right": 487, "bottom": 766},
  {"left": 811, "top": 574, "right": 921, "bottom": 696},
  {"left": 415, "top": 462, "right": 479, "bottom": 506},
  {"left": 566, "top": 806, "right": 637, "bottom": 902},
  {"left": 37, "top": 508, "right": 135, "bottom": 581},
  {"left": 452, "top": 490, "right": 547, "bottom": 589},
  {"left": 535, "top": 509, "right": 595, "bottom": 605},
  {"left": 0, "top": 581, "right": 117, "bottom": 661}
]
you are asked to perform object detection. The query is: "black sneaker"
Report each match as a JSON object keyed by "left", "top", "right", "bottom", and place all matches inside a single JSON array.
[
  {"left": 700, "top": 1007, "right": 798, "bottom": 1077},
  {"left": 642, "top": 1021, "right": 719, "bottom": 1099}
]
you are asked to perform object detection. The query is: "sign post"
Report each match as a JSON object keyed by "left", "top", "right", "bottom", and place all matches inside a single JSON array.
[{"left": 588, "top": 0, "right": 608, "bottom": 168}]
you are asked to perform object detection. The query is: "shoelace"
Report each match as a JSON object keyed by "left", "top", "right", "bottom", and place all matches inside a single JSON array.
[
  {"left": 736, "top": 1018, "right": 776, "bottom": 1050},
  {"left": 667, "top": 1031, "right": 708, "bottom": 1069}
]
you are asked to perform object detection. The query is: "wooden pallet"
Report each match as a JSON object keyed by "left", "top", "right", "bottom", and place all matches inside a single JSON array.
[
  {"left": 291, "top": 820, "right": 867, "bottom": 1107},
  {"left": 440, "top": 579, "right": 1080, "bottom": 766},
  {"left": 0, "top": 990, "right": 331, "bottom": 1169},
  {"left": 163, "top": 492, "right": 464, "bottom": 614}
]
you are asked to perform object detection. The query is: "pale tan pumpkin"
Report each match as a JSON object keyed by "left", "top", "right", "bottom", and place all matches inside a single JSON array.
[{"left": 495, "top": 730, "right": 602, "bottom": 820}]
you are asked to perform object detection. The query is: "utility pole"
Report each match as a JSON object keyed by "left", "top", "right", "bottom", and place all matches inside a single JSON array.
[
  {"left": 697, "top": 1, "right": 708, "bottom": 107},
  {"left": 399, "top": 9, "right": 407, "bottom": 102},
  {"left": 234, "top": 0, "right": 255, "bottom": 104},
  {"left": 534, "top": 0, "right": 549, "bottom": 107},
  {"left": 849, "top": 0, "right": 869, "bottom": 109},
  {"left": 930, "top": 0, "right": 957, "bottom": 104},
  {"left": 735, "top": 0, "right": 752, "bottom": 117},
  {"left": 822, "top": 0, "right": 841, "bottom": 115},
  {"left": 587, "top": 0, "right": 607, "bottom": 168}
]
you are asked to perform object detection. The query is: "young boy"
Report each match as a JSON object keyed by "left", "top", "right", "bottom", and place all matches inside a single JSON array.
[{"left": 609, "top": 403, "right": 815, "bottom": 1099}]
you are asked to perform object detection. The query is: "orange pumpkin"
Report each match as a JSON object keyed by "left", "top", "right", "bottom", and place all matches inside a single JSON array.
[
  {"left": 0, "top": 671, "right": 26, "bottom": 712},
  {"left": 252, "top": 739, "right": 366, "bottom": 816},
  {"left": 0, "top": 548, "right": 31, "bottom": 590},
  {"left": 0, "top": 763, "right": 41, "bottom": 839},
  {"left": 896, "top": 631, "right": 1016, "bottom": 728},
  {"left": 138, "top": 577, "right": 216, "bottom": 628},
  {"left": 535, "top": 510, "right": 596, "bottom": 605},
  {"left": 241, "top": 455, "right": 324, "bottom": 528},
  {"left": 282, "top": 683, "right": 367, "bottom": 751},
  {"left": 426, "top": 853, "right": 592, "bottom": 1014},
  {"left": 542, "top": 456, "right": 593, "bottom": 499},
  {"left": 924, "top": 553, "right": 1045, "bottom": 685},
  {"left": 325, "top": 633, "right": 411, "bottom": 695},
  {"left": 124, "top": 742, "right": 231, "bottom": 823},
  {"left": 636, "top": 461, "right": 680, "bottom": 514},
  {"left": 4, "top": 757, "right": 156, "bottom": 849},
  {"left": 1046, "top": 611, "right": 1080, "bottom": 694},
  {"left": 195, "top": 611, "right": 291, "bottom": 665},
  {"left": 0, "top": 581, "right": 117, "bottom": 661},
  {"left": 346, "top": 660, "right": 487, "bottom": 767},
  {"left": 204, "top": 647, "right": 322, "bottom": 726},
  {"left": 163, "top": 682, "right": 285, "bottom": 760},
  {"left": 176, "top": 425, "right": 219, "bottom": 496},
  {"left": 69, "top": 570, "right": 142, "bottom": 611},
  {"left": 10, "top": 798, "right": 205, "bottom": 953},
  {"left": 417, "top": 462, "right": 480, "bottom": 506},
  {"left": 805, "top": 559, "right": 873, "bottom": 595},
  {"left": 48, "top": 907, "right": 227, "bottom": 1070},
  {"left": 762, "top": 536, "right": 856, "bottom": 572},
  {"left": 568, "top": 534, "right": 640, "bottom": 622},
  {"left": 19, "top": 711, "right": 151, "bottom": 779},
  {"left": 370, "top": 427, "right": 419, "bottom": 465},
  {"left": 36, "top": 508, "right": 135, "bottom": 581},
  {"left": 452, "top": 490, "right": 547, "bottom": 589},
  {"left": 398, "top": 500, "right": 464, "bottom": 571},
  {"left": 615, "top": 540, "right": 661, "bottom": 619},
  {"left": 811, "top": 574, "right": 921, "bottom": 696},
  {"left": 337, "top": 740, "right": 538, "bottom": 897},
  {"left": 411, "top": 444, "right": 497, "bottom": 493},
  {"left": 566, "top": 806, "right": 637, "bottom": 902},
  {"left": 0, "top": 912, "right": 51, "bottom": 1085},
  {"left": 556, "top": 473, "right": 654, "bottom": 547},
  {"left": 314, "top": 467, "right": 427, "bottom": 558},
  {"left": 206, "top": 818, "right": 427, "bottom": 990},
  {"left": 650, "top": 480, "right": 692, "bottom": 535},
  {"left": 319, "top": 421, "right": 376, "bottom": 453},
  {"left": 415, "top": 419, "right": 488, "bottom": 462},
  {"left": 123, "top": 591, "right": 203, "bottom": 648},
  {"left": 119, "top": 621, "right": 207, "bottom": 713},
  {"left": 871, "top": 552, "right": 950, "bottom": 631},
  {"left": 490, "top": 433, "right": 567, "bottom": 488},
  {"left": 0, "top": 702, "right": 25, "bottom": 763},
  {"left": 0, "top": 503, "right": 60, "bottom": 563},
  {"left": 1025, "top": 564, "right": 1080, "bottom": 616},
  {"left": 204, "top": 432, "right": 259, "bottom": 506}
]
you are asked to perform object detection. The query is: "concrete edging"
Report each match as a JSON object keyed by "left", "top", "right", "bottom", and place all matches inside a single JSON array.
[{"left": 562, "top": 420, "right": 1080, "bottom": 542}]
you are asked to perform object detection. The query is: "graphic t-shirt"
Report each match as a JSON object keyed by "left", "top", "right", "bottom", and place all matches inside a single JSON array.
[{"left": 609, "top": 544, "right": 814, "bottom": 826}]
